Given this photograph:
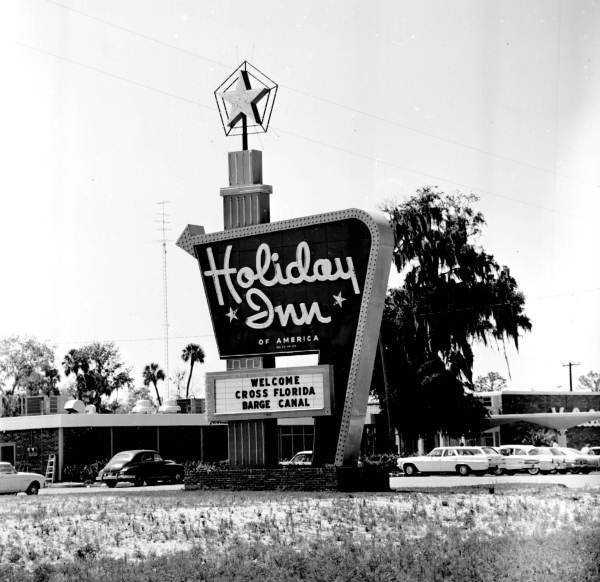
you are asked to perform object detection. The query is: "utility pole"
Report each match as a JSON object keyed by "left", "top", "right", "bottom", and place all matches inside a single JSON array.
[
  {"left": 562, "top": 361, "right": 580, "bottom": 392},
  {"left": 156, "top": 201, "right": 171, "bottom": 400}
]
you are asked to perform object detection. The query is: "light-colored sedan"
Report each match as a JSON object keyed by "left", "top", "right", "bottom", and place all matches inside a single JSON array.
[
  {"left": 496, "top": 445, "right": 541, "bottom": 474},
  {"left": 478, "top": 446, "right": 506, "bottom": 475},
  {"left": 559, "top": 447, "right": 595, "bottom": 473},
  {"left": 279, "top": 450, "right": 313, "bottom": 466},
  {"left": 398, "top": 447, "right": 489, "bottom": 476},
  {"left": 0, "top": 462, "right": 45, "bottom": 495},
  {"left": 527, "top": 446, "right": 567, "bottom": 474},
  {"left": 582, "top": 447, "right": 600, "bottom": 470}
]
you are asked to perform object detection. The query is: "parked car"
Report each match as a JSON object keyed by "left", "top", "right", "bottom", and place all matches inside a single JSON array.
[
  {"left": 547, "top": 447, "right": 571, "bottom": 473},
  {"left": 97, "top": 450, "right": 184, "bottom": 488},
  {"left": 0, "top": 462, "right": 45, "bottom": 495},
  {"left": 582, "top": 447, "right": 600, "bottom": 470},
  {"left": 398, "top": 446, "right": 489, "bottom": 476},
  {"left": 496, "top": 445, "right": 541, "bottom": 474},
  {"left": 280, "top": 450, "right": 313, "bottom": 466},
  {"left": 526, "top": 446, "right": 567, "bottom": 474},
  {"left": 558, "top": 447, "right": 595, "bottom": 473},
  {"left": 478, "top": 446, "right": 506, "bottom": 475}
]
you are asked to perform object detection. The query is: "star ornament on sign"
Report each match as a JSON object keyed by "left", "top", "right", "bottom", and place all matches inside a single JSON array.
[
  {"left": 222, "top": 71, "right": 268, "bottom": 129},
  {"left": 333, "top": 292, "right": 346, "bottom": 308},
  {"left": 225, "top": 307, "right": 238, "bottom": 322},
  {"left": 214, "top": 61, "right": 278, "bottom": 139}
]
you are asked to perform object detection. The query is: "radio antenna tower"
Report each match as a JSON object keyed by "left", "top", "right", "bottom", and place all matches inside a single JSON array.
[{"left": 156, "top": 200, "right": 171, "bottom": 399}]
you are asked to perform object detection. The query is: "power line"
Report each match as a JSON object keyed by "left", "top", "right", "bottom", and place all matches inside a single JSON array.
[
  {"left": 15, "top": 40, "right": 211, "bottom": 110},
  {"left": 15, "top": 40, "right": 580, "bottom": 219},
  {"left": 31, "top": 285, "right": 600, "bottom": 349},
  {"left": 41, "top": 0, "right": 598, "bottom": 190},
  {"left": 49, "top": 334, "right": 215, "bottom": 346},
  {"left": 271, "top": 125, "right": 567, "bottom": 216},
  {"left": 408, "top": 286, "right": 600, "bottom": 319}
]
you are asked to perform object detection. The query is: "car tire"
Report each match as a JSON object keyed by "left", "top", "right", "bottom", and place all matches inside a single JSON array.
[
  {"left": 492, "top": 467, "right": 504, "bottom": 476},
  {"left": 25, "top": 481, "right": 40, "bottom": 495},
  {"left": 456, "top": 464, "right": 470, "bottom": 476},
  {"left": 105, "top": 481, "right": 117, "bottom": 488},
  {"left": 173, "top": 473, "right": 184, "bottom": 484},
  {"left": 527, "top": 468, "right": 539, "bottom": 475},
  {"left": 134, "top": 476, "right": 144, "bottom": 487},
  {"left": 403, "top": 464, "right": 418, "bottom": 476}
]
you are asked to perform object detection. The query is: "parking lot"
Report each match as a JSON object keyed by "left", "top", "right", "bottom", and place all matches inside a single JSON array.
[
  {"left": 32, "top": 471, "right": 600, "bottom": 495},
  {"left": 391, "top": 472, "right": 600, "bottom": 490}
]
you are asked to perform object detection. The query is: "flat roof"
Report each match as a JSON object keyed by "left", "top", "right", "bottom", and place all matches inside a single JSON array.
[
  {"left": 488, "top": 411, "right": 600, "bottom": 430},
  {"left": 0, "top": 413, "right": 211, "bottom": 431}
]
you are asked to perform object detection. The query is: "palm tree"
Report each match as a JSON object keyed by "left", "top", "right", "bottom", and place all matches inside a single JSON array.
[
  {"left": 62, "top": 349, "right": 90, "bottom": 400},
  {"left": 181, "top": 343, "right": 205, "bottom": 399},
  {"left": 142, "top": 363, "right": 165, "bottom": 407}
]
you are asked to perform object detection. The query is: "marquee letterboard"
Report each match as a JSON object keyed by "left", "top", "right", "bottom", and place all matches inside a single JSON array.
[{"left": 205, "top": 365, "right": 333, "bottom": 421}]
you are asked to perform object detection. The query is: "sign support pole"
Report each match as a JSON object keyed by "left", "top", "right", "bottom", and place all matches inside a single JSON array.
[{"left": 220, "top": 148, "right": 278, "bottom": 467}]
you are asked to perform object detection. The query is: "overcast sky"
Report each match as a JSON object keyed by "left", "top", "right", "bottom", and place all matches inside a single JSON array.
[{"left": 1, "top": 0, "right": 599, "bottom": 401}]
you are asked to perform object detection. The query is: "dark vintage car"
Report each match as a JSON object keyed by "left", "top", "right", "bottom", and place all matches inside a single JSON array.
[{"left": 98, "top": 450, "right": 184, "bottom": 488}]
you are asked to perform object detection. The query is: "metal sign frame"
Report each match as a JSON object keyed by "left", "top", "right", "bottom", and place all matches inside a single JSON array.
[{"left": 178, "top": 208, "right": 393, "bottom": 465}]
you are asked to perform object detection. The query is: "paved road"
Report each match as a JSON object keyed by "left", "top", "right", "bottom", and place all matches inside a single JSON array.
[
  {"left": 390, "top": 472, "right": 600, "bottom": 490},
  {"left": 36, "top": 473, "right": 600, "bottom": 496},
  {"left": 40, "top": 483, "right": 184, "bottom": 495}
]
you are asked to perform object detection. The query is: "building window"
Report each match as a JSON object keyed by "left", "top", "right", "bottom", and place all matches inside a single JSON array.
[{"left": 279, "top": 425, "right": 314, "bottom": 461}]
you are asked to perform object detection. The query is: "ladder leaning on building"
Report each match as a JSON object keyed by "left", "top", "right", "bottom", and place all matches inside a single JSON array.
[{"left": 44, "top": 454, "right": 56, "bottom": 485}]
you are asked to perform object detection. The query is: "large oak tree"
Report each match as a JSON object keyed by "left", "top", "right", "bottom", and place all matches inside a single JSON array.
[{"left": 375, "top": 188, "right": 531, "bottom": 445}]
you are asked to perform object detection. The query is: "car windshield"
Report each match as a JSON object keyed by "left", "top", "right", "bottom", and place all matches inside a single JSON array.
[
  {"left": 482, "top": 447, "right": 498, "bottom": 454},
  {"left": 109, "top": 452, "right": 135, "bottom": 463},
  {"left": 0, "top": 464, "right": 15, "bottom": 474},
  {"left": 549, "top": 449, "right": 563, "bottom": 456}
]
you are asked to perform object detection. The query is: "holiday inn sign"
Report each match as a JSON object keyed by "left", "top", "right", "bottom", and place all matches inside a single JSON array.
[
  {"left": 193, "top": 213, "right": 372, "bottom": 358},
  {"left": 178, "top": 208, "right": 393, "bottom": 464}
]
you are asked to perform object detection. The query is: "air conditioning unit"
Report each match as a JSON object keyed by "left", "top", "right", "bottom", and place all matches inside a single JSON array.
[
  {"left": 158, "top": 399, "right": 181, "bottom": 414},
  {"left": 64, "top": 399, "right": 86, "bottom": 414},
  {"left": 131, "top": 399, "right": 155, "bottom": 414}
]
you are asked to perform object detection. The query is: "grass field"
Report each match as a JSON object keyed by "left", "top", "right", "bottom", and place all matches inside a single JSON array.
[{"left": 0, "top": 486, "right": 599, "bottom": 581}]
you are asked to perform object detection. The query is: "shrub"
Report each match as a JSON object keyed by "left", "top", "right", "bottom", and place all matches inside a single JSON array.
[
  {"left": 61, "top": 460, "right": 108, "bottom": 483},
  {"left": 183, "top": 459, "right": 229, "bottom": 473},
  {"left": 359, "top": 453, "right": 399, "bottom": 473}
]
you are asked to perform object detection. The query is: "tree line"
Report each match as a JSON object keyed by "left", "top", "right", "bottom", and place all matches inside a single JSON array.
[{"left": 0, "top": 337, "right": 205, "bottom": 416}]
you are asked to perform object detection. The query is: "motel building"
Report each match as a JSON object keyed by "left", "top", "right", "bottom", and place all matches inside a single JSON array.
[
  {"left": 433, "top": 389, "right": 600, "bottom": 451},
  {"left": 1, "top": 388, "right": 598, "bottom": 482},
  {"left": 0, "top": 390, "right": 387, "bottom": 482}
]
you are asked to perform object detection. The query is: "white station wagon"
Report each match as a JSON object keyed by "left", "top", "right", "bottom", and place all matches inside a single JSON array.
[
  {"left": 0, "top": 462, "right": 45, "bottom": 495},
  {"left": 398, "top": 446, "right": 490, "bottom": 476}
]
